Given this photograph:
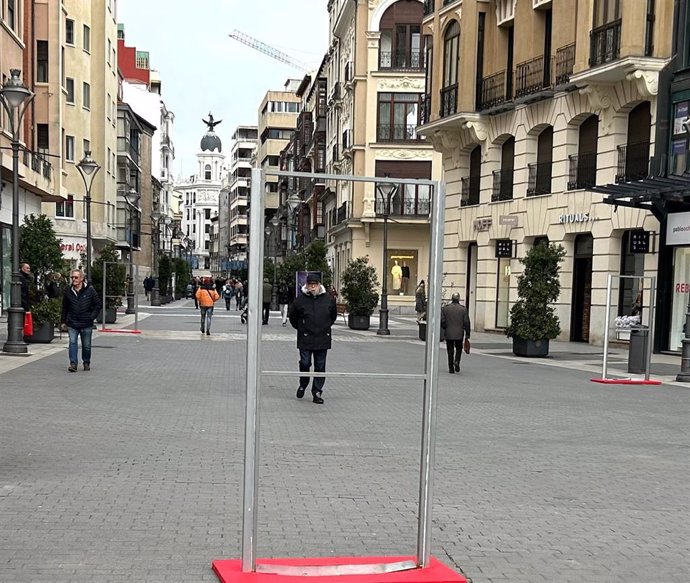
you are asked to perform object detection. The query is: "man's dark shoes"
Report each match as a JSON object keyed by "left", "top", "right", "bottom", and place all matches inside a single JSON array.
[
  {"left": 68, "top": 362, "right": 78, "bottom": 372},
  {"left": 83, "top": 363, "right": 90, "bottom": 371},
  {"left": 449, "top": 367, "right": 454, "bottom": 374},
  {"left": 454, "top": 363, "right": 460, "bottom": 372},
  {"left": 296, "top": 387, "right": 306, "bottom": 399},
  {"left": 312, "top": 392, "right": 324, "bottom": 404}
]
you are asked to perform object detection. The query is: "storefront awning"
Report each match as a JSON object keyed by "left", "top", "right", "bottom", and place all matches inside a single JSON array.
[{"left": 591, "top": 173, "right": 690, "bottom": 220}]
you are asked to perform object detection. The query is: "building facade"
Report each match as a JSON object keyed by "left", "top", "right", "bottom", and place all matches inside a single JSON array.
[
  {"left": 324, "top": 0, "right": 442, "bottom": 308},
  {"left": 419, "top": 0, "right": 672, "bottom": 343}
]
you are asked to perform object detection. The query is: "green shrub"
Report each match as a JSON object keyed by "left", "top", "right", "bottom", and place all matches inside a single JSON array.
[{"left": 340, "top": 256, "right": 379, "bottom": 317}]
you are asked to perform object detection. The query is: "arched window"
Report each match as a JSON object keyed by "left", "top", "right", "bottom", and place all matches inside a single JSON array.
[
  {"left": 440, "top": 21, "right": 460, "bottom": 117},
  {"left": 204, "top": 164, "right": 212, "bottom": 180}
]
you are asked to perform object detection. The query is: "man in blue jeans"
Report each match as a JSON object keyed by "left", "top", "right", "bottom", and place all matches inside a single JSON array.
[
  {"left": 289, "top": 272, "right": 337, "bottom": 404},
  {"left": 60, "top": 269, "right": 102, "bottom": 372}
]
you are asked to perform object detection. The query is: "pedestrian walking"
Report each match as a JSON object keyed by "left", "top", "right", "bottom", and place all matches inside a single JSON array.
[
  {"left": 143, "top": 275, "right": 153, "bottom": 299},
  {"left": 262, "top": 278, "right": 273, "bottom": 325},
  {"left": 288, "top": 271, "right": 337, "bottom": 405},
  {"left": 277, "top": 281, "right": 291, "bottom": 327},
  {"left": 440, "top": 292, "right": 471, "bottom": 374},
  {"left": 196, "top": 278, "right": 219, "bottom": 335},
  {"left": 20, "top": 263, "right": 33, "bottom": 311},
  {"left": 415, "top": 280, "right": 426, "bottom": 323},
  {"left": 235, "top": 280, "right": 244, "bottom": 310},
  {"left": 60, "top": 269, "right": 102, "bottom": 372},
  {"left": 222, "top": 281, "right": 234, "bottom": 311},
  {"left": 191, "top": 277, "right": 199, "bottom": 309}
]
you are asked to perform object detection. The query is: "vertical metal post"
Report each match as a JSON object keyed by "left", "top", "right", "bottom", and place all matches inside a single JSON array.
[
  {"left": 416, "top": 181, "right": 445, "bottom": 568},
  {"left": 101, "top": 266, "right": 106, "bottom": 332},
  {"left": 241, "top": 168, "right": 266, "bottom": 572},
  {"left": 645, "top": 277, "right": 656, "bottom": 381},
  {"left": 134, "top": 265, "right": 139, "bottom": 331},
  {"left": 85, "top": 195, "right": 92, "bottom": 285},
  {"left": 602, "top": 273, "right": 613, "bottom": 381}
]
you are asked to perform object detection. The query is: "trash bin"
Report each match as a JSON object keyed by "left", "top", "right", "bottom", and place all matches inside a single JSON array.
[{"left": 628, "top": 325, "right": 649, "bottom": 374}]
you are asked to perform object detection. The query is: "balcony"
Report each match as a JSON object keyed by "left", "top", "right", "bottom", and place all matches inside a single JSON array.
[
  {"left": 22, "top": 150, "right": 52, "bottom": 181},
  {"left": 377, "top": 123, "right": 420, "bottom": 143},
  {"left": 332, "top": 143, "right": 339, "bottom": 163},
  {"left": 344, "top": 61, "right": 354, "bottom": 84},
  {"left": 423, "top": 0, "right": 434, "bottom": 15},
  {"left": 329, "top": 82, "right": 342, "bottom": 106},
  {"left": 555, "top": 43, "right": 576, "bottom": 85},
  {"left": 615, "top": 142, "right": 650, "bottom": 183},
  {"left": 480, "top": 71, "right": 510, "bottom": 111},
  {"left": 421, "top": 94, "right": 431, "bottom": 124},
  {"left": 589, "top": 19, "right": 621, "bottom": 67},
  {"left": 514, "top": 55, "right": 552, "bottom": 99},
  {"left": 342, "top": 129, "right": 353, "bottom": 152},
  {"left": 567, "top": 153, "right": 597, "bottom": 190},
  {"left": 460, "top": 176, "right": 480, "bottom": 207},
  {"left": 527, "top": 162, "right": 552, "bottom": 196},
  {"left": 491, "top": 169, "right": 513, "bottom": 202},
  {"left": 336, "top": 201, "right": 348, "bottom": 224},
  {"left": 378, "top": 50, "right": 424, "bottom": 71},
  {"left": 440, "top": 84, "right": 458, "bottom": 117},
  {"left": 375, "top": 187, "right": 431, "bottom": 216}
]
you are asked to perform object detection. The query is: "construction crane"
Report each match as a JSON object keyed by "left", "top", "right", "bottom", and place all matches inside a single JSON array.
[{"left": 228, "top": 30, "right": 311, "bottom": 73}]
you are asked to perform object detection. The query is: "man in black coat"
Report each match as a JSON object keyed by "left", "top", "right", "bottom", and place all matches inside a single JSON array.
[
  {"left": 288, "top": 271, "right": 337, "bottom": 404},
  {"left": 60, "top": 269, "right": 102, "bottom": 372},
  {"left": 441, "top": 293, "right": 471, "bottom": 374}
]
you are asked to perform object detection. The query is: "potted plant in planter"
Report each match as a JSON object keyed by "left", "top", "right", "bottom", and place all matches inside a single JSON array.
[
  {"left": 25, "top": 297, "right": 61, "bottom": 343},
  {"left": 91, "top": 244, "right": 126, "bottom": 323},
  {"left": 506, "top": 243, "right": 566, "bottom": 357},
  {"left": 340, "top": 256, "right": 379, "bottom": 330}
]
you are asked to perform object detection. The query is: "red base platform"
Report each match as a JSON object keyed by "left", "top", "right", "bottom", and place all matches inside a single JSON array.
[
  {"left": 591, "top": 377, "right": 662, "bottom": 385},
  {"left": 212, "top": 556, "right": 466, "bottom": 583}
]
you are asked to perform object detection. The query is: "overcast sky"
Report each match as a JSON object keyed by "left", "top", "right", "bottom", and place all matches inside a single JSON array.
[{"left": 117, "top": 0, "right": 329, "bottom": 177}]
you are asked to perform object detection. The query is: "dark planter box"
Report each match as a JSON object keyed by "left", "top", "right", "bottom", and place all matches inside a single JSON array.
[
  {"left": 512, "top": 337, "right": 549, "bottom": 357},
  {"left": 25, "top": 321, "right": 55, "bottom": 343},
  {"left": 96, "top": 308, "right": 118, "bottom": 324},
  {"left": 348, "top": 314, "right": 370, "bottom": 330}
]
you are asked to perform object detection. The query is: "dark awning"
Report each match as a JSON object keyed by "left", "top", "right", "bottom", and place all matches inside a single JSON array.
[{"left": 591, "top": 173, "right": 690, "bottom": 220}]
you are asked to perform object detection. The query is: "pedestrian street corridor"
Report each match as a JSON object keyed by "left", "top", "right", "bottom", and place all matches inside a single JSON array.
[{"left": 0, "top": 300, "right": 688, "bottom": 583}]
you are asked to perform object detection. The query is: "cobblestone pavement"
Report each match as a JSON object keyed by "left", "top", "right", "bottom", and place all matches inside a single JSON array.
[{"left": 0, "top": 301, "right": 688, "bottom": 582}]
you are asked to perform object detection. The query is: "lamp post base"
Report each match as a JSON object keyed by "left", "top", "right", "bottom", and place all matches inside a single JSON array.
[
  {"left": 2, "top": 307, "right": 28, "bottom": 355},
  {"left": 377, "top": 307, "right": 390, "bottom": 336},
  {"left": 151, "top": 286, "right": 161, "bottom": 306},
  {"left": 125, "top": 293, "right": 135, "bottom": 314},
  {"left": 676, "top": 337, "right": 690, "bottom": 382}
]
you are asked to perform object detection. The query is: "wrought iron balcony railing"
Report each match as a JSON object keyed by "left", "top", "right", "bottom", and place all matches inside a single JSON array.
[
  {"left": 567, "top": 153, "right": 597, "bottom": 190},
  {"left": 440, "top": 84, "right": 458, "bottom": 118},
  {"left": 527, "top": 161, "right": 552, "bottom": 196},
  {"left": 491, "top": 169, "right": 513, "bottom": 202},
  {"left": 421, "top": 94, "right": 431, "bottom": 124},
  {"left": 616, "top": 142, "right": 650, "bottom": 183},
  {"left": 23, "top": 150, "right": 52, "bottom": 180},
  {"left": 589, "top": 19, "right": 621, "bottom": 67},
  {"left": 423, "top": 0, "right": 434, "bottom": 15},
  {"left": 377, "top": 123, "right": 420, "bottom": 143},
  {"left": 515, "top": 55, "right": 553, "bottom": 98},
  {"left": 460, "top": 176, "right": 480, "bottom": 207},
  {"left": 336, "top": 201, "right": 348, "bottom": 225},
  {"left": 480, "top": 71, "right": 509, "bottom": 110},
  {"left": 555, "top": 43, "right": 575, "bottom": 85},
  {"left": 378, "top": 50, "right": 424, "bottom": 70}
]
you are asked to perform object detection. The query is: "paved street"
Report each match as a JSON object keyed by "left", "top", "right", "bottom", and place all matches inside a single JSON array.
[{"left": 0, "top": 300, "right": 688, "bottom": 583}]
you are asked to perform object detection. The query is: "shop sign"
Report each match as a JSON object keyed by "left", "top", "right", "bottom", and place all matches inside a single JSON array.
[
  {"left": 558, "top": 212, "right": 592, "bottom": 224},
  {"left": 495, "top": 239, "right": 513, "bottom": 258},
  {"left": 630, "top": 231, "right": 651, "bottom": 254},
  {"left": 474, "top": 218, "right": 492, "bottom": 231},
  {"left": 60, "top": 240, "right": 87, "bottom": 254},
  {"left": 499, "top": 215, "right": 518, "bottom": 226},
  {"left": 667, "top": 211, "right": 690, "bottom": 246}
]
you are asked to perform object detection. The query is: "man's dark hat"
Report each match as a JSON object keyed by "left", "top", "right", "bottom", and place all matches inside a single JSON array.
[{"left": 306, "top": 271, "right": 321, "bottom": 283}]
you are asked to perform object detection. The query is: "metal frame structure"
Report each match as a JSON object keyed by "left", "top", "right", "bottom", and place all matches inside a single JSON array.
[
  {"left": 241, "top": 168, "right": 445, "bottom": 574},
  {"left": 601, "top": 273, "right": 657, "bottom": 381}
]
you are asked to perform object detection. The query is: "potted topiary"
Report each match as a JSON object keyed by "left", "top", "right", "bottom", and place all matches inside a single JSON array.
[
  {"left": 25, "top": 297, "right": 61, "bottom": 343},
  {"left": 340, "top": 256, "right": 379, "bottom": 330},
  {"left": 92, "top": 244, "right": 126, "bottom": 323},
  {"left": 506, "top": 242, "right": 566, "bottom": 357}
]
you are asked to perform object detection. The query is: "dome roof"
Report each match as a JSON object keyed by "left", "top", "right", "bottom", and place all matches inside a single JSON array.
[{"left": 200, "top": 131, "right": 222, "bottom": 152}]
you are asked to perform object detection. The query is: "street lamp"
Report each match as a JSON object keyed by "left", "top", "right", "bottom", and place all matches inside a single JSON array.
[
  {"left": 1, "top": 69, "right": 34, "bottom": 355},
  {"left": 123, "top": 188, "right": 140, "bottom": 314},
  {"left": 376, "top": 180, "right": 399, "bottom": 336},
  {"left": 286, "top": 191, "right": 301, "bottom": 252},
  {"left": 270, "top": 214, "right": 280, "bottom": 309},
  {"left": 150, "top": 210, "right": 162, "bottom": 306},
  {"left": 76, "top": 151, "right": 101, "bottom": 285}
]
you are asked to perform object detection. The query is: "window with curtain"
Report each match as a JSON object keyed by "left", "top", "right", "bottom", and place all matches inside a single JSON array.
[
  {"left": 377, "top": 92, "right": 421, "bottom": 141},
  {"left": 443, "top": 21, "right": 460, "bottom": 89}
]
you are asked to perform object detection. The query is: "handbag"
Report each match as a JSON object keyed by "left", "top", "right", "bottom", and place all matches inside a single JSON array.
[
  {"left": 23, "top": 311, "right": 34, "bottom": 337},
  {"left": 463, "top": 338, "right": 471, "bottom": 354}
]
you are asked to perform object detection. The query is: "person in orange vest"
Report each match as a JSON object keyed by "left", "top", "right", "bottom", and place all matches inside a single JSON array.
[{"left": 195, "top": 278, "right": 220, "bottom": 335}]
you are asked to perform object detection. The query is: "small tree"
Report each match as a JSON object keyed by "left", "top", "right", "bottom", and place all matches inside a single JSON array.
[
  {"left": 159, "top": 254, "right": 172, "bottom": 296},
  {"left": 174, "top": 258, "right": 189, "bottom": 295},
  {"left": 506, "top": 243, "right": 566, "bottom": 341},
  {"left": 92, "top": 244, "right": 126, "bottom": 309},
  {"left": 340, "top": 256, "right": 379, "bottom": 317},
  {"left": 303, "top": 240, "right": 332, "bottom": 287},
  {"left": 19, "top": 214, "right": 63, "bottom": 294},
  {"left": 276, "top": 251, "right": 306, "bottom": 287}
]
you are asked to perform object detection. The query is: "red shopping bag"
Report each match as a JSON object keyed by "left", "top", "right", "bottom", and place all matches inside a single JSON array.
[{"left": 23, "top": 311, "right": 34, "bottom": 337}]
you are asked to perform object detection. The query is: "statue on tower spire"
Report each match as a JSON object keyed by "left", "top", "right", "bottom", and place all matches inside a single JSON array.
[{"left": 202, "top": 112, "right": 222, "bottom": 132}]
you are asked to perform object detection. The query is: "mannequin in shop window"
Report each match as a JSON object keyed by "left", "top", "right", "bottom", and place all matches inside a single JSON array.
[
  {"left": 391, "top": 260, "right": 402, "bottom": 293},
  {"left": 401, "top": 261, "right": 410, "bottom": 295}
]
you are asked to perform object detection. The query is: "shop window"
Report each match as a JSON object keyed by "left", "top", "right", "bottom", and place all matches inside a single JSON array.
[
  {"left": 495, "top": 256, "right": 511, "bottom": 328},
  {"left": 618, "top": 231, "right": 645, "bottom": 317}
]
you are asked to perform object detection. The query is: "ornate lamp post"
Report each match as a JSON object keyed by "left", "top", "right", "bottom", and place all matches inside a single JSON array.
[
  {"left": 286, "top": 191, "right": 301, "bottom": 252},
  {"left": 150, "top": 210, "right": 162, "bottom": 306},
  {"left": 76, "top": 151, "right": 101, "bottom": 284},
  {"left": 270, "top": 214, "right": 280, "bottom": 309},
  {"left": 376, "top": 180, "right": 399, "bottom": 336},
  {"left": 123, "top": 188, "right": 140, "bottom": 314},
  {"left": 1, "top": 69, "right": 34, "bottom": 355}
]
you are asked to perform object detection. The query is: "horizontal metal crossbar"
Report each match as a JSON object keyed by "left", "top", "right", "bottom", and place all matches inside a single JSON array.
[
  {"left": 262, "top": 370, "right": 427, "bottom": 380},
  {"left": 256, "top": 560, "right": 418, "bottom": 576},
  {"left": 266, "top": 169, "right": 438, "bottom": 187}
]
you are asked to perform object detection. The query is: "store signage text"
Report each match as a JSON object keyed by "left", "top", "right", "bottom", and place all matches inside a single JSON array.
[
  {"left": 676, "top": 283, "right": 690, "bottom": 293},
  {"left": 60, "top": 242, "right": 87, "bottom": 253},
  {"left": 558, "top": 212, "right": 592, "bottom": 224},
  {"left": 499, "top": 215, "right": 518, "bottom": 226},
  {"left": 667, "top": 211, "right": 690, "bottom": 246},
  {"left": 474, "top": 218, "right": 492, "bottom": 231}
]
